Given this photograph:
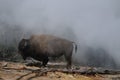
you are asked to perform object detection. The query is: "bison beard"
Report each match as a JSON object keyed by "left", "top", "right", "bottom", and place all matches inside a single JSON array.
[{"left": 18, "top": 34, "right": 77, "bottom": 69}]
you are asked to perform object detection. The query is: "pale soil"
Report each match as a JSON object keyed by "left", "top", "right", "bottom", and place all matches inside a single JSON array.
[{"left": 0, "top": 61, "right": 120, "bottom": 80}]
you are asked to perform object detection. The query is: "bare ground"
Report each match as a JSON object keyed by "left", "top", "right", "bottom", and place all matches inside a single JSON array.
[{"left": 0, "top": 61, "right": 120, "bottom": 80}]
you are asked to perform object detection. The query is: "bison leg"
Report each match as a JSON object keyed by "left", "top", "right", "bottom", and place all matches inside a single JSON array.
[
  {"left": 65, "top": 55, "right": 72, "bottom": 69},
  {"left": 67, "top": 58, "right": 72, "bottom": 69},
  {"left": 22, "top": 55, "right": 27, "bottom": 60},
  {"left": 42, "top": 56, "right": 49, "bottom": 67}
]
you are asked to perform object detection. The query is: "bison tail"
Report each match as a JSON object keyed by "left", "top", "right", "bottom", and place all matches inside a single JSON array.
[{"left": 72, "top": 42, "right": 77, "bottom": 53}]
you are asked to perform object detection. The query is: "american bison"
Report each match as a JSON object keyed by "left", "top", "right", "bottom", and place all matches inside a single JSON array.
[{"left": 18, "top": 34, "right": 77, "bottom": 69}]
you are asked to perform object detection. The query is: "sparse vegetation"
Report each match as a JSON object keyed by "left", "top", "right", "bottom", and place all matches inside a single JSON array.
[{"left": 0, "top": 24, "right": 24, "bottom": 61}]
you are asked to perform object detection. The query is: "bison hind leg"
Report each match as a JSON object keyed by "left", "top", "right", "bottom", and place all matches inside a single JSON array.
[
  {"left": 66, "top": 58, "right": 72, "bottom": 69},
  {"left": 64, "top": 55, "right": 72, "bottom": 69}
]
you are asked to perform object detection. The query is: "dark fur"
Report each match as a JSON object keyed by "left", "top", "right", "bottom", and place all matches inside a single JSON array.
[{"left": 18, "top": 34, "right": 77, "bottom": 69}]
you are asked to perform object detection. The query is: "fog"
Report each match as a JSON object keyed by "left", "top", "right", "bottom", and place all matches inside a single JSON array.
[{"left": 0, "top": 0, "right": 120, "bottom": 69}]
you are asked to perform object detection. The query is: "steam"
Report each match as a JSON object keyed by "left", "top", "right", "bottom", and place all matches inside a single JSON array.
[{"left": 0, "top": 0, "right": 120, "bottom": 68}]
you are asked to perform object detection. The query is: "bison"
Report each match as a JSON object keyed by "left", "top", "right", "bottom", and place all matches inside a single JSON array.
[{"left": 18, "top": 34, "right": 77, "bottom": 69}]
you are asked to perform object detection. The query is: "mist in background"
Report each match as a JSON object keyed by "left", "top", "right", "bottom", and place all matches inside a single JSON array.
[{"left": 0, "top": 0, "right": 120, "bottom": 69}]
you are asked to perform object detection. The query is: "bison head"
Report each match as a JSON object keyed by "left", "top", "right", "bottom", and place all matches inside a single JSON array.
[{"left": 18, "top": 39, "right": 30, "bottom": 52}]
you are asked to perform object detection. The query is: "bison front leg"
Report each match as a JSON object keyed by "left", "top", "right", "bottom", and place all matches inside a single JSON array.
[{"left": 42, "top": 56, "right": 49, "bottom": 67}]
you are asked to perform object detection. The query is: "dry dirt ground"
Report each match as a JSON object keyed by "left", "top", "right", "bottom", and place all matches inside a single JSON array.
[{"left": 0, "top": 61, "right": 120, "bottom": 80}]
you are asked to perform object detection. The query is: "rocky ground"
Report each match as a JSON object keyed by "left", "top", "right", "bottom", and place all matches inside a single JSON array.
[{"left": 0, "top": 61, "right": 120, "bottom": 80}]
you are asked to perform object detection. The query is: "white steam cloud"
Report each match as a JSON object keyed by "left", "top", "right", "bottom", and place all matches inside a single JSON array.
[{"left": 0, "top": 0, "right": 120, "bottom": 68}]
